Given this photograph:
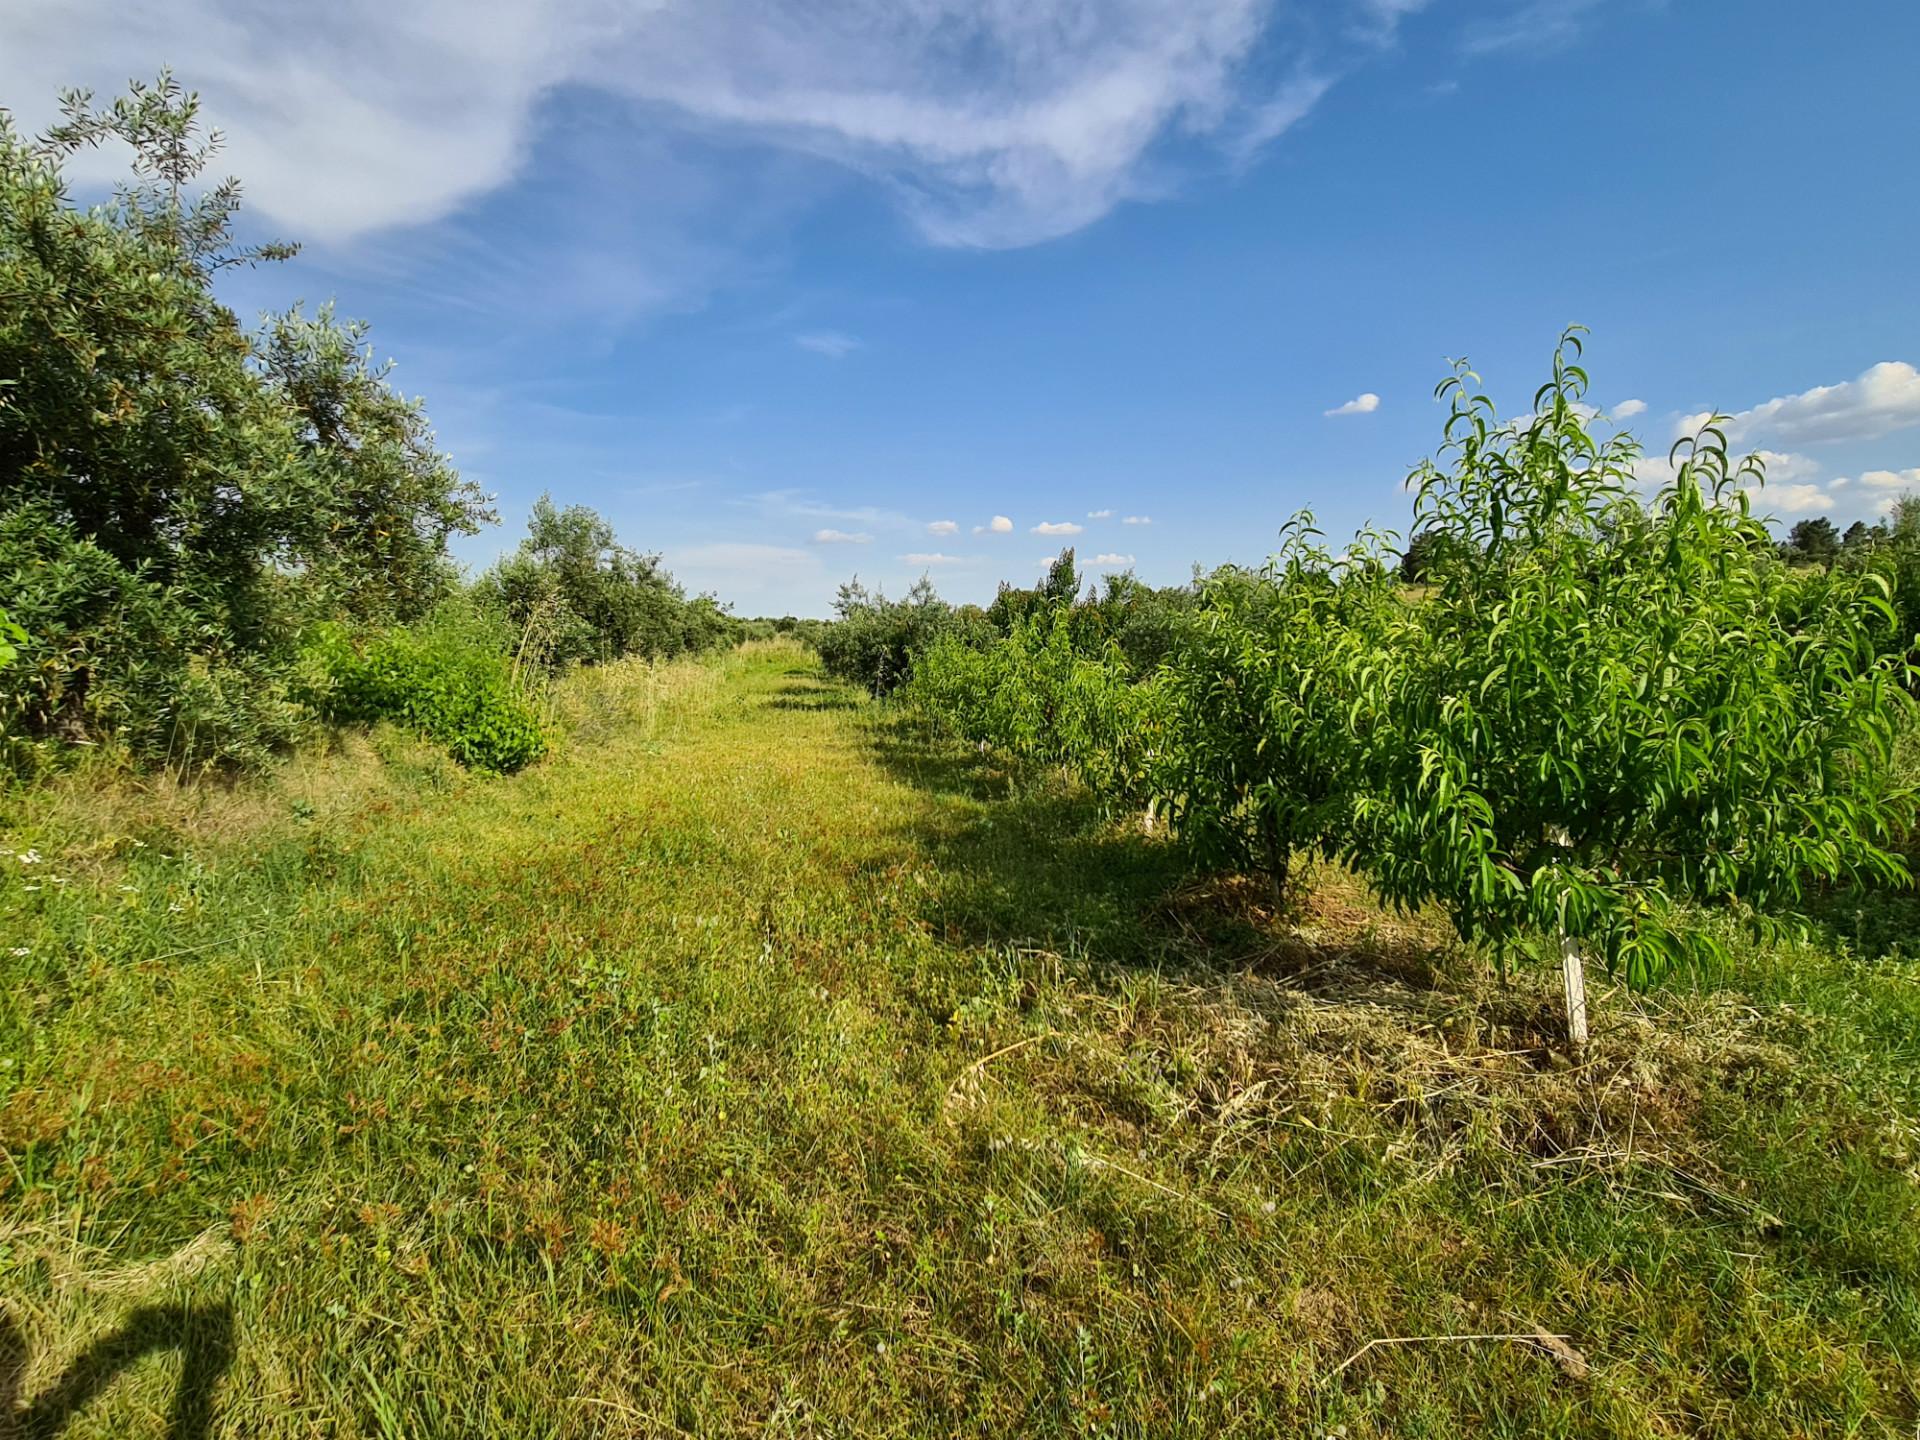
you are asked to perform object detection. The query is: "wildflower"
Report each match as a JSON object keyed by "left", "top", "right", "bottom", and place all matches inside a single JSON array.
[
  {"left": 18, "top": 849, "right": 41, "bottom": 865},
  {"left": 9, "top": 947, "right": 28, "bottom": 957}
]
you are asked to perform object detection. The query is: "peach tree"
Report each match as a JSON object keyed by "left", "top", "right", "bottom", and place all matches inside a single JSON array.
[{"left": 1355, "top": 333, "right": 1915, "bottom": 1036}]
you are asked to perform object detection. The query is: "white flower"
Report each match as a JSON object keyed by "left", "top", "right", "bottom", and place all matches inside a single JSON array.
[
  {"left": 9, "top": 947, "right": 28, "bottom": 957},
  {"left": 18, "top": 849, "right": 42, "bottom": 865}
]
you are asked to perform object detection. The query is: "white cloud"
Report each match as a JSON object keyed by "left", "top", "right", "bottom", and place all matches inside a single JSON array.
[
  {"left": 1682, "top": 362, "right": 1920, "bottom": 448},
  {"left": 1862, "top": 467, "right": 1920, "bottom": 491},
  {"left": 1611, "top": 398, "right": 1647, "bottom": 419},
  {"left": 795, "top": 330, "right": 860, "bottom": 358},
  {"left": 1766, "top": 483, "right": 1834, "bottom": 514},
  {"left": 812, "top": 528, "right": 871, "bottom": 544},
  {"left": 1087, "top": 508, "right": 1113, "bottom": 519},
  {"left": 0, "top": 0, "right": 1437, "bottom": 253},
  {"left": 1122, "top": 514, "right": 1152, "bottom": 525},
  {"left": 1033, "top": 520, "right": 1084, "bottom": 536},
  {"left": 925, "top": 519, "right": 959, "bottom": 535},
  {"left": 1750, "top": 450, "right": 1824, "bottom": 485},
  {"left": 1325, "top": 392, "right": 1381, "bottom": 417},
  {"left": 1092, "top": 552, "right": 1136, "bottom": 567},
  {"left": 900, "top": 551, "right": 965, "bottom": 566},
  {"left": 974, "top": 515, "right": 1014, "bottom": 535}
]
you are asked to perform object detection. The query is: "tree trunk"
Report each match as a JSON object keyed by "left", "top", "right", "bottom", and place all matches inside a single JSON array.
[
  {"left": 1559, "top": 930, "right": 1589, "bottom": 1055},
  {"left": 1262, "top": 818, "right": 1290, "bottom": 916}
]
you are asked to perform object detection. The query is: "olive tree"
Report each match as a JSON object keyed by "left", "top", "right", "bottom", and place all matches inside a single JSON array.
[{"left": 1355, "top": 332, "right": 1916, "bottom": 1043}]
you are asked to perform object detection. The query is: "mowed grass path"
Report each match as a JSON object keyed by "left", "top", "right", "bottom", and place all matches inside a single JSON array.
[{"left": 3, "top": 641, "right": 1918, "bottom": 1437}]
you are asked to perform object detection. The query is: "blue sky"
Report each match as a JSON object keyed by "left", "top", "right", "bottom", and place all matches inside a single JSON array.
[{"left": 6, "top": 0, "right": 1919, "bottom": 615}]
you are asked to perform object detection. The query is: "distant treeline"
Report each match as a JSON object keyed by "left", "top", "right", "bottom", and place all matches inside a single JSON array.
[{"left": 0, "top": 77, "right": 776, "bottom": 776}]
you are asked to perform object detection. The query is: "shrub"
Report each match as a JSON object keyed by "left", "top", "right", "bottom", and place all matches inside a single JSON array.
[{"left": 311, "top": 611, "right": 548, "bottom": 774}]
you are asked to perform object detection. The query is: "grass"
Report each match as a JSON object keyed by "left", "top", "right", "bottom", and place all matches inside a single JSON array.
[{"left": 3, "top": 638, "right": 1917, "bottom": 1437}]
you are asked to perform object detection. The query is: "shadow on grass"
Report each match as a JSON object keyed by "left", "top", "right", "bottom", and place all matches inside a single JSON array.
[
  {"left": 763, "top": 679, "right": 861, "bottom": 713},
  {"left": 1, "top": 1303, "right": 233, "bottom": 1440},
  {"left": 1783, "top": 876, "right": 1920, "bottom": 963},
  {"left": 865, "top": 716, "right": 1449, "bottom": 991}
]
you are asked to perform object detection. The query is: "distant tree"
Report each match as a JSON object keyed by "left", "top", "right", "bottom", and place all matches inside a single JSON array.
[
  {"left": 987, "top": 547, "right": 1080, "bottom": 632},
  {"left": 480, "top": 497, "right": 701, "bottom": 668},
  {"left": 817, "top": 575, "right": 954, "bottom": 696},
  {"left": 1785, "top": 516, "right": 1841, "bottom": 565},
  {"left": 1842, "top": 520, "right": 1874, "bottom": 550}
]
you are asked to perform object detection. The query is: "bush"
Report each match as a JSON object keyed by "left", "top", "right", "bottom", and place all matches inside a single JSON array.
[
  {"left": 0, "top": 502, "right": 306, "bottom": 774},
  {"left": 310, "top": 611, "right": 548, "bottom": 774}
]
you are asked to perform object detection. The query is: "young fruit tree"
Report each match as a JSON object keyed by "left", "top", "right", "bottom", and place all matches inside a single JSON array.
[
  {"left": 1355, "top": 331, "right": 1917, "bottom": 1045},
  {"left": 1154, "top": 519, "right": 1400, "bottom": 911}
]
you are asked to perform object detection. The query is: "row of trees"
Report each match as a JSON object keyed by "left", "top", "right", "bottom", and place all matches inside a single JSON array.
[
  {"left": 881, "top": 334, "right": 1919, "bottom": 1028},
  {"left": 1, "top": 77, "right": 743, "bottom": 774},
  {"left": 819, "top": 555, "right": 1200, "bottom": 699}
]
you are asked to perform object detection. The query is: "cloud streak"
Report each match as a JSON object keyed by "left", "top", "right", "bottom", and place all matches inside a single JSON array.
[
  {"left": 0, "top": 0, "right": 1439, "bottom": 253},
  {"left": 795, "top": 330, "right": 860, "bottom": 358}
]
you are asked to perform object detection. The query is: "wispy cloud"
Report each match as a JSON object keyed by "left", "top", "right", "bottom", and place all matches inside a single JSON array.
[
  {"left": 1682, "top": 362, "right": 1920, "bottom": 448},
  {"left": 926, "top": 519, "right": 959, "bottom": 535},
  {"left": 974, "top": 515, "right": 1015, "bottom": 535},
  {"left": 1033, "top": 520, "right": 1084, "bottom": 536},
  {"left": 0, "top": 0, "right": 1442, "bottom": 256},
  {"left": 1611, "top": 398, "right": 1647, "bottom": 419},
  {"left": 1122, "top": 515, "right": 1152, "bottom": 526},
  {"left": 900, "top": 551, "right": 966, "bottom": 566},
  {"left": 812, "top": 528, "right": 872, "bottom": 544},
  {"left": 1461, "top": 0, "right": 1608, "bottom": 57},
  {"left": 748, "top": 490, "right": 910, "bottom": 530},
  {"left": 795, "top": 330, "right": 860, "bottom": 359},
  {"left": 1092, "top": 552, "right": 1136, "bottom": 567},
  {"left": 1087, "top": 508, "right": 1114, "bottom": 519},
  {"left": 1325, "top": 392, "right": 1381, "bottom": 416}
]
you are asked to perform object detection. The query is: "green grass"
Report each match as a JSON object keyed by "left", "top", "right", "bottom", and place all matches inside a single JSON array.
[{"left": 3, "top": 640, "right": 1917, "bottom": 1437}]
